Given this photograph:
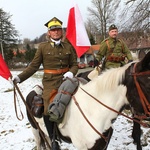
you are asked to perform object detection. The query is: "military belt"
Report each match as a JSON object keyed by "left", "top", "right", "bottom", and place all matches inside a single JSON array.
[
  {"left": 106, "top": 55, "right": 125, "bottom": 62},
  {"left": 44, "top": 68, "right": 69, "bottom": 74}
]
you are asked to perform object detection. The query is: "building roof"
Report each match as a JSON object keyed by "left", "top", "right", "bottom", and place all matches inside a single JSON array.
[{"left": 86, "top": 45, "right": 100, "bottom": 54}]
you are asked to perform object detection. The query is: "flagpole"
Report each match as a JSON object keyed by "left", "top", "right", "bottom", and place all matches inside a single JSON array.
[{"left": 14, "top": 83, "right": 51, "bottom": 149}]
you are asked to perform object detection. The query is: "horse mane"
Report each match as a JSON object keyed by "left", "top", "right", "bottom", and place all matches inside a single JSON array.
[{"left": 82, "top": 63, "right": 132, "bottom": 93}]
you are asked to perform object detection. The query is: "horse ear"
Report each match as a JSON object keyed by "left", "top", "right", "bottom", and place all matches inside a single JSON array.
[{"left": 141, "top": 51, "right": 150, "bottom": 70}]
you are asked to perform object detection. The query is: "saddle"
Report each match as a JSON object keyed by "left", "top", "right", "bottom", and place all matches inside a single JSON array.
[
  {"left": 26, "top": 78, "right": 88, "bottom": 121},
  {"left": 31, "top": 94, "right": 44, "bottom": 118},
  {"left": 26, "top": 90, "right": 44, "bottom": 118}
]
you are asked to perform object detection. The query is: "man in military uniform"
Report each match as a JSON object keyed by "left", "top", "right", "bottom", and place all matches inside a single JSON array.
[
  {"left": 13, "top": 17, "right": 78, "bottom": 150},
  {"left": 96, "top": 24, "right": 133, "bottom": 69}
]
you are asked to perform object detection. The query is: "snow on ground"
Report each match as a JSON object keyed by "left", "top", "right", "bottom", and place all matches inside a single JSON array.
[{"left": 0, "top": 70, "right": 150, "bottom": 150}]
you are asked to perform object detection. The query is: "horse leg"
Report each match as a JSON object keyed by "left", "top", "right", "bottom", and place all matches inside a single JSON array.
[
  {"left": 132, "top": 118, "right": 142, "bottom": 150},
  {"left": 89, "top": 127, "right": 113, "bottom": 150},
  {"left": 104, "top": 127, "right": 113, "bottom": 149},
  {"left": 32, "top": 126, "right": 50, "bottom": 150},
  {"left": 31, "top": 127, "right": 42, "bottom": 150}
]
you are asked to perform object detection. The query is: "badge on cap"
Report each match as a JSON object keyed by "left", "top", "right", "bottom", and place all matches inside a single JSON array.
[
  {"left": 44, "top": 17, "right": 63, "bottom": 30},
  {"left": 109, "top": 24, "right": 118, "bottom": 31}
]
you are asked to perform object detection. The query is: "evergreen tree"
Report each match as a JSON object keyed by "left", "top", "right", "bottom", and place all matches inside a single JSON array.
[{"left": 0, "top": 8, "right": 18, "bottom": 63}]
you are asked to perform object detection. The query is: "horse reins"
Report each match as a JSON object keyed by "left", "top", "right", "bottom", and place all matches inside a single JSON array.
[
  {"left": 71, "top": 75, "right": 150, "bottom": 141},
  {"left": 72, "top": 95, "right": 108, "bottom": 141},
  {"left": 13, "top": 87, "right": 24, "bottom": 121},
  {"left": 13, "top": 83, "right": 51, "bottom": 149},
  {"left": 64, "top": 77, "right": 108, "bottom": 140},
  {"left": 79, "top": 87, "right": 149, "bottom": 127},
  {"left": 132, "top": 63, "right": 150, "bottom": 118}
]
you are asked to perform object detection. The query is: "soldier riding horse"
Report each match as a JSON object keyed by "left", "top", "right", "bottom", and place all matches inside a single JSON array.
[{"left": 26, "top": 52, "right": 150, "bottom": 150}]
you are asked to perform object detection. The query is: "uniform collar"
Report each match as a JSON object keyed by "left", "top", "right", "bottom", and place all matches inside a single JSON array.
[
  {"left": 51, "top": 38, "right": 61, "bottom": 45},
  {"left": 50, "top": 39, "right": 64, "bottom": 48},
  {"left": 108, "top": 37, "right": 117, "bottom": 40}
]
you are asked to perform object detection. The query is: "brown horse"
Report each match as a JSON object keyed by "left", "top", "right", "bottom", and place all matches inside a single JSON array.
[{"left": 123, "top": 51, "right": 150, "bottom": 150}]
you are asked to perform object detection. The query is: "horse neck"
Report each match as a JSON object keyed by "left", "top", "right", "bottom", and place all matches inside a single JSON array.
[
  {"left": 79, "top": 72, "right": 128, "bottom": 114},
  {"left": 87, "top": 66, "right": 128, "bottom": 94}
]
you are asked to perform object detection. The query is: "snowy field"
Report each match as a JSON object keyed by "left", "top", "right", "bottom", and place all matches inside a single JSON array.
[{"left": 0, "top": 70, "right": 150, "bottom": 150}]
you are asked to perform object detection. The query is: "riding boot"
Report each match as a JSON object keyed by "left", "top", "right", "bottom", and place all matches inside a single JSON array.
[{"left": 43, "top": 115, "right": 60, "bottom": 150}]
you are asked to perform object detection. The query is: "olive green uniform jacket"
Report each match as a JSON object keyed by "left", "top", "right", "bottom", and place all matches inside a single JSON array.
[
  {"left": 96, "top": 37, "right": 133, "bottom": 69},
  {"left": 18, "top": 41, "right": 78, "bottom": 114}
]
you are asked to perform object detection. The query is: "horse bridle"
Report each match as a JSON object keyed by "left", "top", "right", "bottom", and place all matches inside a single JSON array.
[
  {"left": 132, "top": 62, "right": 150, "bottom": 119},
  {"left": 72, "top": 68, "right": 150, "bottom": 141},
  {"left": 73, "top": 86, "right": 149, "bottom": 143}
]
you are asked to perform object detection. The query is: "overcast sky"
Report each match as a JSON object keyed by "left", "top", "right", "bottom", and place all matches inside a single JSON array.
[{"left": 1, "top": 0, "right": 91, "bottom": 40}]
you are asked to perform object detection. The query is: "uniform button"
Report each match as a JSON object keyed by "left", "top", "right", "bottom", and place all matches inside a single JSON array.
[
  {"left": 60, "top": 60, "right": 62, "bottom": 62},
  {"left": 59, "top": 53, "right": 61, "bottom": 55}
]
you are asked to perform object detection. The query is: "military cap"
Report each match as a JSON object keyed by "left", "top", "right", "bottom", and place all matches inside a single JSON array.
[
  {"left": 109, "top": 24, "right": 118, "bottom": 31},
  {"left": 44, "top": 17, "right": 63, "bottom": 30}
]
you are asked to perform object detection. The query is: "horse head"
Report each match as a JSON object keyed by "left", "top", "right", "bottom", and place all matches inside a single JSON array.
[{"left": 124, "top": 51, "right": 150, "bottom": 116}]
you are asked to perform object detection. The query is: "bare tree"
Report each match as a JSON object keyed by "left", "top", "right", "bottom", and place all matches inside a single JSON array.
[
  {"left": 85, "top": 19, "right": 98, "bottom": 44},
  {"left": 121, "top": 0, "right": 150, "bottom": 31},
  {"left": 87, "top": 0, "right": 121, "bottom": 41}
]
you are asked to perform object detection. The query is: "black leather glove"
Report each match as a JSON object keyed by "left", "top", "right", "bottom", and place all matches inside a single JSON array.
[
  {"left": 93, "top": 58, "right": 99, "bottom": 67},
  {"left": 128, "top": 60, "right": 133, "bottom": 63}
]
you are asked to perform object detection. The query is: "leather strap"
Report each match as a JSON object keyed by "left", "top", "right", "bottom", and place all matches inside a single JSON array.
[
  {"left": 44, "top": 68, "right": 69, "bottom": 74},
  {"left": 13, "top": 83, "right": 51, "bottom": 149}
]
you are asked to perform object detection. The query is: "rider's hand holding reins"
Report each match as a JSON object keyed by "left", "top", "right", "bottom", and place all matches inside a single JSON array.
[
  {"left": 93, "top": 58, "right": 99, "bottom": 67},
  {"left": 12, "top": 76, "right": 20, "bottom": 84}
]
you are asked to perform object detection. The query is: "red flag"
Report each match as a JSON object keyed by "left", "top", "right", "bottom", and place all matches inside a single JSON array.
[
  {"left": 66, "top": 3, "right": 91, "bottom": 58},
  {"left": 0, "top": 54, "right": 12, "bottom": 80}
]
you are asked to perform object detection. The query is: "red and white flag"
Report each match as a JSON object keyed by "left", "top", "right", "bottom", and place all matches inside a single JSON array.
[
  {"left": 66, "top": 2, "right": 91, "bottom": 58},
  {"left": 0, "top": 54, "right": 12, "bottom": 80}
]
